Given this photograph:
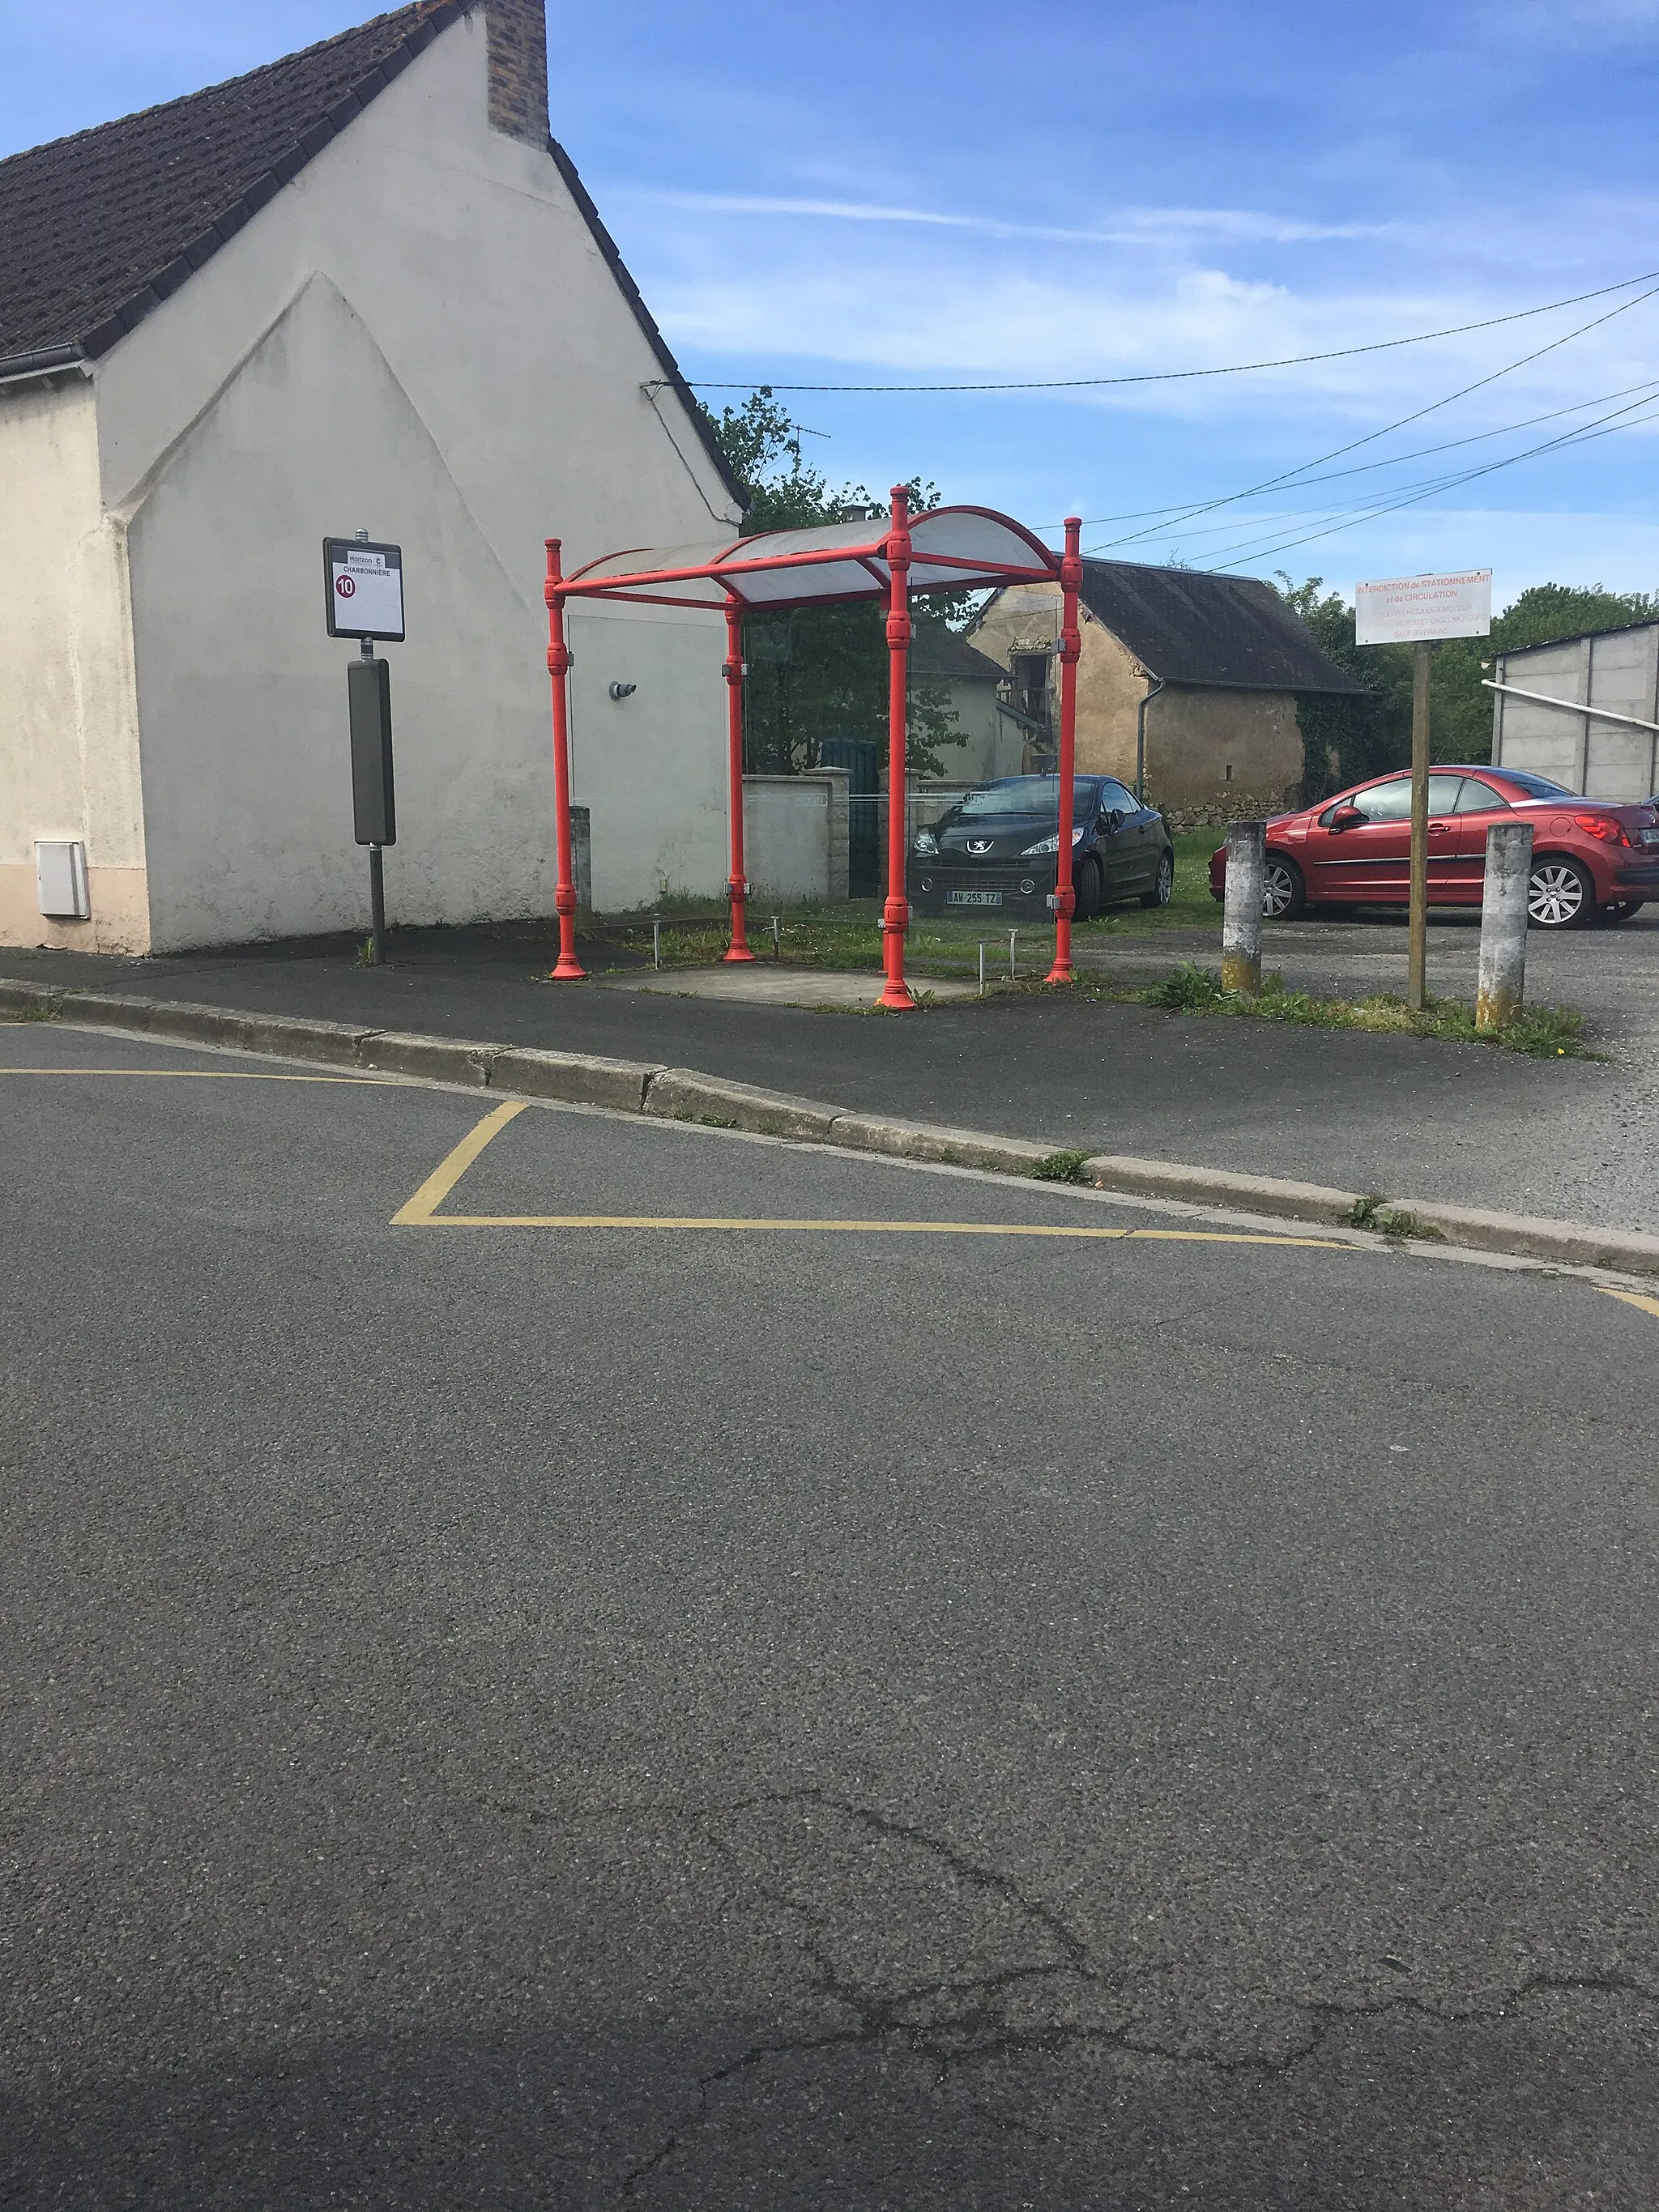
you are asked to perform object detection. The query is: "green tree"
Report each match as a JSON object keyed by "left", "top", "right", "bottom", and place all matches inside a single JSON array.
[
  {"left": 698, "top": 388, "right": 970, "bottom": 777},
  {"left": 1271, "top": 574, "right": 1414, "bottom": 799}
]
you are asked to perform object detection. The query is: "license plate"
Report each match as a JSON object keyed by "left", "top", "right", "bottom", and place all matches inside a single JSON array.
[
  {"left": 945, "top": 889, "right": 1004, "bottom": 906},
  {"left": 1639, "top": 828, "right": 1659, "bottom": 846}
]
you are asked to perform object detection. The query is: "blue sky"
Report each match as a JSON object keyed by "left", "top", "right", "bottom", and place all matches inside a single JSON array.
[{"left": 7, "top": 0, "right": 1659, "bottom": 605}]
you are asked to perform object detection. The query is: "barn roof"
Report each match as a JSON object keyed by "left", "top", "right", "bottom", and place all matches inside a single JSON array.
[
  {"left": 909, "top": 624, "right": 1008, "bottom": 684},
  {"left": 0, "top": 2, "right": 744, "bottom": 505},
  {"left": 1078, "top": 560, "right": 1366, "bottom": 694}
]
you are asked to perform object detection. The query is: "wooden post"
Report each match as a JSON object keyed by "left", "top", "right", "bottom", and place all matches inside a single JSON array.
[{"left": 1407, "top": 638, "right": 1433, "bottom": 1011}]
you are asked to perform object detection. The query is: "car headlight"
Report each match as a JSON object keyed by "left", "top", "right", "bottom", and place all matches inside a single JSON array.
[
  {"left": 911, "top": 829, "right": 939, "bottom": 856},
  {"left": 1019, "top": 827, "right": 1085, "bottom": 857}
]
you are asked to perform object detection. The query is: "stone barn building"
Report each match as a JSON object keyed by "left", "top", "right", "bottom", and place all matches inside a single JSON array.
[{"left": 971, "top": 558, "right": 1364, "bottom": 823}]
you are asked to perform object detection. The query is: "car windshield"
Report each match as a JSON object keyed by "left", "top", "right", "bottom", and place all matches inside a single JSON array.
[
  {"left": 956, "top": 778, "right": 1098, "bottom": 820},
  {"left": 1495, "top": 768, "right": 1575, "bottom": 798}
]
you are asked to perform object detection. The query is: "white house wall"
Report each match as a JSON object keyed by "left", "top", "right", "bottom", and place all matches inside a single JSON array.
[
  {"left": 124, "top": 273, "right": 564, "bottom": 942},
  {"left": 0, "top": 378, "right": 147, "bottom": 950},
  {"left": 92, "top": 12, "right": 739, "bottom": 944}
]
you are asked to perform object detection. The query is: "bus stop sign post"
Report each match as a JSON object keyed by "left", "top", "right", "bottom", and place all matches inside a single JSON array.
[
  {"left": 1355, "top": 570, "right": 1491, "bottom": 1012},
  {"left": 326, "top": 531, "right": 403, "bottom": 966}
]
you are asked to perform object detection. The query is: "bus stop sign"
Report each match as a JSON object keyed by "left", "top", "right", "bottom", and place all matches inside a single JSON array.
[{"left": 325, "top": 538, "right": 405, "bottom": 640}]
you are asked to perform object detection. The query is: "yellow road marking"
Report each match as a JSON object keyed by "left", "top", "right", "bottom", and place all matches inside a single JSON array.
[
  {"left": 0, "top": 1068, "right": 391, "bottom": 1082},
  {"left": 391, "top": 1104, "right": 1344, "bottom": 1244},
  {"left": 1600, "top": 1287, "right": 1659, "bottom": 1321},
  {"left": 392, "top": 1099, "right": 528, "bottom": 1223}
]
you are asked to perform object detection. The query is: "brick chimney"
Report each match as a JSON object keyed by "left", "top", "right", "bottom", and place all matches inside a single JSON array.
[{"left": 485, "top": 0, "right": 548, "bottom": 146}]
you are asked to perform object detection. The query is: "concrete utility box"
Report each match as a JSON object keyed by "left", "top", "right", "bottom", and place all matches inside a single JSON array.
[
  {"left": 1492, "top": 623, "right": 1659, "bottom": 802},
  {"left": 36, "top": 840, "right": 90, "bottom": 919}
]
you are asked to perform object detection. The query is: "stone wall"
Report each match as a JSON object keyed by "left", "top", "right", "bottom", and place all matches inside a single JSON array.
[{"left": 971, "top": 585, "right": 1302, "bottom": 812}]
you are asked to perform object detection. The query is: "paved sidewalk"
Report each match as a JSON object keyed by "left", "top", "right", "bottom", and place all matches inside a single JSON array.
[{"left": 6, "top": 914, "right": 1656, "bottom": 1233}]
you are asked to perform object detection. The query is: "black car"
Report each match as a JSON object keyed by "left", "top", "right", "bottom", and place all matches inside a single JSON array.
[{"left": 907, "top": 775, "right": 1175, "bottom": 918}]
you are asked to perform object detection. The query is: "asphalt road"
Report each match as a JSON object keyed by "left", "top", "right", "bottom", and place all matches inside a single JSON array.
[
  {"left": 6, "top": 920, "right": 1654, "bottom": 1234},
  {"left": 4, "top": 1021, "right": 1658, "bottom": 2208}
]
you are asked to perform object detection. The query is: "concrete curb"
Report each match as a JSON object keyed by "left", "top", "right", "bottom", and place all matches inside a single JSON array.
[{"left": 7, "top": 974, "right": 1659, "bottom": 1278}]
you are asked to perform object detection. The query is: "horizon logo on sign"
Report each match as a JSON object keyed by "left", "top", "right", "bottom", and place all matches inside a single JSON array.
[{"left": 324, "top": 537, "right": 405, "bottom": 641}]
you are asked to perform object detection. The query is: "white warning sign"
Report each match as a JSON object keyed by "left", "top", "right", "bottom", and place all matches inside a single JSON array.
[
  {"left": 324, "top": 538, "right": 405, "bottom": 640},
  {"left": 1354, "top": 569, "right": 1490, "bottom": 646}
]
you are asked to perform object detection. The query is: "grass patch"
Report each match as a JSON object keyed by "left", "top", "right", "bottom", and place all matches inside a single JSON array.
[
  {"left": 1132, "top": 965, "right": 1597, "bottom": 1058},
  {"left": 1344, "top": 1196, "right": 1445, "bottom": 1242},
  {"left": 16, "top": 1003, "right": 59, "bottom": 1022},
  {"left": 586, "top": 832, "right": 1223, "bottom": 980},
  {"left": 1141, "top": 961, "right": 1230, "bottom": 1011},
  {"left": 1029, "top": 1149, "right": 1092, "bottom": 1183}
]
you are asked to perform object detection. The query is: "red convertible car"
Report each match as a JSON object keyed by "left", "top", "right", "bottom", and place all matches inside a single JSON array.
[{"left": 1208, "top": 765, "right": 1659, "bottom": 927}]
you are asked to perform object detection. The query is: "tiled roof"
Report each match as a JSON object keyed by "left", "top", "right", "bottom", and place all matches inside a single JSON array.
[
  {"left": 1079, "top": 560, "right": 1366, "bottom": 694},
  {"left": 0, "top": 2, "right": 460, "bottom": 369},
  {"left": 0, "top": 2, "right": 745, "bottom": 508}
]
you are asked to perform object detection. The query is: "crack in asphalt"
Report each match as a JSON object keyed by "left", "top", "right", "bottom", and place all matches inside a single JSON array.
[{"left": 618, "top": 1789, "right": 1659, "bottom": 2193}]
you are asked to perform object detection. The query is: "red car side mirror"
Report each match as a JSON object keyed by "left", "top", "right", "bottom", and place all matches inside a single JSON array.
[{"left": 1329, "top": 804, "right": 1363, "bottom": 830}]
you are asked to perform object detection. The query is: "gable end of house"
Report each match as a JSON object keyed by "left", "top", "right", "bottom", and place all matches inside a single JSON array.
[{"left": 0, "top": 1, "right": 743, "bottom": 505}]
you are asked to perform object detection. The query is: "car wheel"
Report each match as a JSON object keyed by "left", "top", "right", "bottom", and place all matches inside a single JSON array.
[
  {"left": 1140, "top": 849, "right": 1175, "bottom": 908},
  {"left": 1073, "top": 855, "right": 1102, "bottom": 922},
  {"left": 1527, "top": 856, "right": 1595, "bottom": 928},
  {"left": 1262, "top": 855, "right": 1306, "bottom": 919}
]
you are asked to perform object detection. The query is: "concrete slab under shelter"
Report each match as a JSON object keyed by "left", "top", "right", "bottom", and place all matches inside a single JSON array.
[{"left": 595, "top": 964, "right": 982, "bottom": 1008}]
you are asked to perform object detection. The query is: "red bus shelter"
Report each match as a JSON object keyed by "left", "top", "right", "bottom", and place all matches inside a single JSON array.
[{"left": 543, "top": 489, "right": 1084, "bottom": 1009}]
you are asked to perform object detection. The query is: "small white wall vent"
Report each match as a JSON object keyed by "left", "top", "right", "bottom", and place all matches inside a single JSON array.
[{"left": 36, "top": 840, "right": 90, "bottom": 920}]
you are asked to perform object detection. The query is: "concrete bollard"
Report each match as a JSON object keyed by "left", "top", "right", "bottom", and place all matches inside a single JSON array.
[
  {"left": 1476, "top": 820, "right": 1533, "bottom": 1032},
  {"left": 1221, "top": 820, "right": 1267, "bottom": 994}
]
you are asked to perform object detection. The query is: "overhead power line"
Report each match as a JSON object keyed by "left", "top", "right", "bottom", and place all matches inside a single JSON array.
[
  {"left": 1037, "top": 377, "right": 1659, "bottom": 529},
  {"left": 1084, "top": 279, "right": 1659, "bottom": 556},
  {"left": 684, "top": 270, "right": 1659, "bottom": 393},
  {"left": 1191, "top": 388, "right": 1659, "bottom": 571}
]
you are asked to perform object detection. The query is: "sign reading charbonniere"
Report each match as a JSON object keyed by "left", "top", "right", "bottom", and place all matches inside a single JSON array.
[{"left": 1354, "top": 569, "right": 1491, "bottom": 646}]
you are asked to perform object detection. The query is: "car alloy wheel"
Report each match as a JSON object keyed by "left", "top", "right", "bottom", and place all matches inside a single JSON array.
[
  {"left": 1527, "top": 859, "right": 1592, "bottom": 928},
  {"left": 1141, "top": 850, "right": 1173, "bottom": 909},
  {"left": 1261, "top": 858, "right": 1303, "bottom": 918}
]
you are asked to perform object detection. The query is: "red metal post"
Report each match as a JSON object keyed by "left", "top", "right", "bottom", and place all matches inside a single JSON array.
[
  {"left": 722, "top": 601, "right": 755, "bottom": 961},
  {"left": 877, "top": 484, "right": 917, "bottom": 1010},
  {"left": 544, "top": 538, "right": 585, "bottom": 980},
  {"left": 1045, "top": 515, "right": 1084, "bottom": 986}
]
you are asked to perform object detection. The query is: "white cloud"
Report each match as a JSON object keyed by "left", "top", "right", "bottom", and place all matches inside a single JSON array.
[
  {"left": 617, "top": 190, "right": 1391, "bottom": 250},
  {"left": 652, "top": 258, "right": 1659, "bottom": 428}
]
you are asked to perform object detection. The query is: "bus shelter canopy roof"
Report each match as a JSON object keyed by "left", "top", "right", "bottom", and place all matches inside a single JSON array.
[{"left": 557, "top": 505, "right": 1060, "bottom": 612}]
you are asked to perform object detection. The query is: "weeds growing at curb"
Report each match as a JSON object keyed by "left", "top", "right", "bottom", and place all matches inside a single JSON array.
[
  {"left": 16, "top": 1004, "right": 58, "bottom": 1022},
  {"left": 1345, "top": 1195, "right": 1446, "bottom": 1241},
  {"left": 1030, "top": 1149, "right": 1092, "bottom": 1183},
  {"left": 1134, "top": 963, "right": 1596, "bottom": 1058}
]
